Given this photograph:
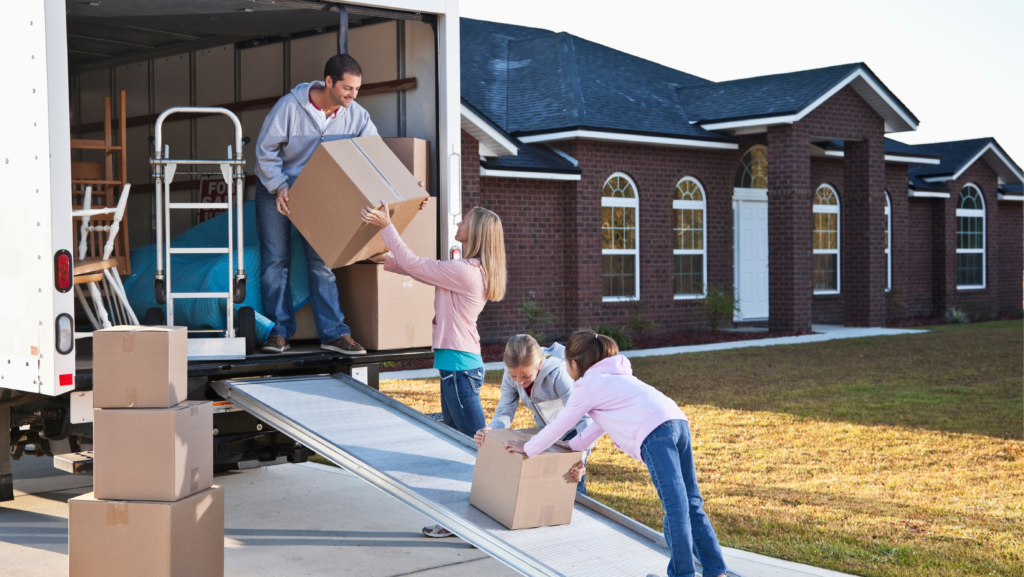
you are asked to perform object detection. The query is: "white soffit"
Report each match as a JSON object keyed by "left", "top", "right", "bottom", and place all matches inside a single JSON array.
[
  {"left": 479, "top": 168, "right": 581, "bottom": 180},
  {"left": 518, "top": 130, "right": 738, "bottom": 150},
  {"left": 998, "top": 194, "right": 1024, "bottom": 201},
  {"left": 460, "top": 104, "right": 518, "bottom": 157},
  {"left": 701, "top": 68, "right": 918, "bottom": 134},
  {"left": 811, "top": 147, "right": 940, "bottom": 165},
  {"left": 908, "top": 190, "right": 950, "bottom": 198}
]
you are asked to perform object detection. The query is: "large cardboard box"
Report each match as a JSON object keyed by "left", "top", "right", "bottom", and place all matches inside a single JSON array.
[
  {"left": 469, "top": 429, "right": 582, "bottom": 530},
  {"left": 93, "top": 401, "right": 213, "bottom": 501},
  {"left": 287, "top": 135, "right": 428, "bottom": 269},
  {"left": 334, "top": 264, "right": 435, "bottom": 351},
  {"left": 382, "top": 137, "right": 430, "bottom": 193},
  {"left": 93, "top": 326, "right": 187, "bottom": 409},
  {"left": 400, "top": 196, "right": 437, "bottom": 260},
  {"left": 69, "top": 485, "right": 224, "bottom": 577}
]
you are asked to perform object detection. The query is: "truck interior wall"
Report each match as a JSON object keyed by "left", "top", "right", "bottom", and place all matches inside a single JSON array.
[{"left": 69, "top": 19, "right": 436, "bottom": 259}]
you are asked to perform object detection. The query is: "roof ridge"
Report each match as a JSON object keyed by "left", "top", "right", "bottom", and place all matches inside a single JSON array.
[{"left": 556, "top": 33, "right": 587, "bottom": 127}]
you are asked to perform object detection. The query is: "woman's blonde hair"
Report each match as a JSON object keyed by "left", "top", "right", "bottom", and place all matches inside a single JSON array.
[
  {"left": 504, "top": 334, "right": 544, "bottom": 370},
  {"left": 463, "top": 207, "right": 507, "bottom": 302}
]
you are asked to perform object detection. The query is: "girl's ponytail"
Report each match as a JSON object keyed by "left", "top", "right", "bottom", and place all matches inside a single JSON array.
[{"left": 564, "top": 329, "right": 619, "bottom": 377}]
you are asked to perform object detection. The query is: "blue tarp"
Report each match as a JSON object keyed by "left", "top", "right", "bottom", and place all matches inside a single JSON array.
[{"left": 122, "top": 201, "right": 309, "bottom": 344}]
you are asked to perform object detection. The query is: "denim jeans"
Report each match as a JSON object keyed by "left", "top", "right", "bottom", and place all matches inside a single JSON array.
[
  {"left": 438, "top": 368, "right": 487, "bottom": 437},
  {"left": 641, "top": 419, "right": 728, "bottom": 577},
  {"left": 561, "top": 428, "right": 588, "bottom": 495},
  {"left": 255, "top": 181, "right": 350, "bottom": 344}
]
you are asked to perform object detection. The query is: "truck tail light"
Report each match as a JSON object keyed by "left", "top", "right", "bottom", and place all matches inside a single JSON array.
[
  {"left": 450, "top": 247, "right": 461, "bottom": 260},
  {"left": 54, "top": 250, "right": 72, "bottom": 293},
  {"left": 55, "top": 313, "right": 74, "bottom": 355}
]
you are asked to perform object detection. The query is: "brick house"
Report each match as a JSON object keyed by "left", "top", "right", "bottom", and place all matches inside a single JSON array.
[{"left": 457, "top": 19, "right": 1024, "bottom": 341}]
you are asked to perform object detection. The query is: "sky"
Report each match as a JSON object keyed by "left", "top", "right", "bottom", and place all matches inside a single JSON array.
[{"left": 460, "top": 0, "right": 1024, "bottom": 163}]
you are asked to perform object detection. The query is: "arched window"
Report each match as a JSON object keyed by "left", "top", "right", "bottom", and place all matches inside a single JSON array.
[
  {"left": 956, "top": 184, "right": 985, "bottom": 288},
  {"left": 673, "top": 177, "right": 706, "bottom": 297},
  {"left": 884, "top": 191, "right": 891, "bottom": 291},
  {"left": 602, "top": 173, "right": 639, "bottom": 300},
  {"left": 734, "top": 146, "right": 768, "bottom": 189},
  {"left": 813, "top": 184, "right": 840, "bottom": 293}
]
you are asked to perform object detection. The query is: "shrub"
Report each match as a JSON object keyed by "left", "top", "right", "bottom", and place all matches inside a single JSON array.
[
  {"left": 594, "top": 325, "right": 633, "bottom": 350},
  {"left": 885, "top": 288, "right": 905, "bottom": 325},
  {"left": 624, "top": 298, "right": 657, "bottom": 341},
  {"left": 702, "top": 285, "right": 740, "bottom": 332},
  {"left": 944, "top": 307, "right": 970, "bottom": 324},
  {"left": 959, "top": 300, "right": 992, "bottom": 323},
  {"left": 520, "top": 292, "right": 555, "bottom": 343}
]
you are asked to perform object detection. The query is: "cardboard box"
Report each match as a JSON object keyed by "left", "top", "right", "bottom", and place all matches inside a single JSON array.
[
  {"left": 334, "top": 264, "right": 435, "bottom": 351},
  {"left": 287, "top": 135, "right": 429, "bottom": 269},
  {"left": 469, "top": 429, "right": 582, "bottom": 530},
  {"left": 69, "top": 485, "right": 224, "bottom": 577},
  {"left": 400, "top": 196, "right": 437, "bottom": 260},
  {"left": 93, "top": 401, "right": 213, "bottom": 501},
  {"left": 93, "top": 326, "right": 187, "bottom": 409},
  {"left": 382, "top": 137, "right": 430, "bottom": 194}
]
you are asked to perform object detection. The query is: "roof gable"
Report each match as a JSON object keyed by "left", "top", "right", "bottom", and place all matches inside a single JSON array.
[{"left": 908, "top": 138, "right": 1024, "bottom": 184}]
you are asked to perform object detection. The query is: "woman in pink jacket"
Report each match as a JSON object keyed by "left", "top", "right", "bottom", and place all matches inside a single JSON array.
[
  {"left": 361, "top": 203, "right": 507, "bottom": 537},
  {"left": 504, "top": 330, "right": 729, "bottom": 577}
]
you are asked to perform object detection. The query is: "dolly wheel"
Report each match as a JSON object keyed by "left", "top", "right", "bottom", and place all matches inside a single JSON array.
[
  {"left": 238, "top": 306, "right": 257, "bottom": 356},
  {"left": 143, "top": 307, "right": 165, "bottom": 326}
]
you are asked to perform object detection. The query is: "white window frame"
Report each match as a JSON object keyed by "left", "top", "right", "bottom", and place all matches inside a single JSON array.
[
  {"left": 884, "top": 191, "right": 891, "bottom": 292},
  {"left": 813, "top": 184, "right": 841, "bottom": 295},
  {"left": 673, "top": 177, "right": 707, "bottom": 299},
  {"left": 601, "top": 173, "right": 641, "bottom": 302},
  {"left": 956, "top": 183, "right": 986, "bottom": 290}
]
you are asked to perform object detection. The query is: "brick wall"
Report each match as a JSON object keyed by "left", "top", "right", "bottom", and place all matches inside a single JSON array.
[
  {"left": 997, "top": 200, "right": 1023, "bottom": 316},
  {"left": 904, "top": 198, "right": 935, "bottom": 317},
  {"left": 767, "top": 123, "right": 813, "bottom": 332}
]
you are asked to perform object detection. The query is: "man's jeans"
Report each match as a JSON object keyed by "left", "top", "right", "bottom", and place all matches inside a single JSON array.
[
  {"left": 255, "top": 181, "right": 350, "bottom": 344},
  {"left": 438, "top": 368, "right": 487, "bottom": 437},
  {"left": 641, "top": 419, "right": 728, "bottom": 577}
]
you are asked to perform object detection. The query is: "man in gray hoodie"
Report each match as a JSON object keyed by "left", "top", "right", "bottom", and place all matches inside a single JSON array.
[{"left": 254, "top": 54, "right": 376, "bottom": 355}]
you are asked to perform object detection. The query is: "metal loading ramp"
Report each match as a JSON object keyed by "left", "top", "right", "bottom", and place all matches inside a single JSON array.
[{"left": 212, "top": 374, "right": 677, "bottom": 577}]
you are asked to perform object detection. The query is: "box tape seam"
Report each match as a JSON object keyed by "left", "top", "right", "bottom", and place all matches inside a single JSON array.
[
  {"left": 352, "top": 140, "right": 405, "bottom": 202},
  {"left": 106, "top": 502, "right": 129, "bottom": 526}
]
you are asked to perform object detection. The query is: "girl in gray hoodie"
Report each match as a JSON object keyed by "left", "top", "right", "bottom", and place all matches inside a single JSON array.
[{"left": 473, "top": 335, "right": 592, "bottom": 494}]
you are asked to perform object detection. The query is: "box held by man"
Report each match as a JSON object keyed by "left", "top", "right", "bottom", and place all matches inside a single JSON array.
[
  {"left": 92, "top": 326, "right": 187, "bottom": 409},
  {"left": 93, "top": 401, "right": 213, "bottom": 501},
  {"left": 470, "top": 428, "right": 581, "bottom": 530},
  {"left": 287, "top": 135, "right": 428, "bottom": 269},
  {"left": 69, "top": 485, "right": 224, "bottom": 577}
]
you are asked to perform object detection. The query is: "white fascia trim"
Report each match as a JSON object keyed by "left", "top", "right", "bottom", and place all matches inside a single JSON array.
[
  {"left": 823, "top": 149, "right": 844, "bottom": 158},
  {"left": 518, "top": 130, "right": 738, "bottom": 150},
  {"left": 951, "top": 142, "right": 1024, "bottom": 182},
  {"left": 908, "top": 190, "right": 950, "bottom": 198},
  {"left": 479, "top": 167, "right": 581, "bottom": 181},
  {"left": 885, "top": 154, "right": 941, "bottom": 165},
  {"left": 460, "top": 104, "right": 518, "bottom": 157},
  {"left": 701, "top": 69, "right": 918, "bottom": 133},
  {"left": 921, "top": 175, "right": 951, "bottom": 183},
  {"left": 998, "top": 194, "right": 1024, "bottom": 202}
]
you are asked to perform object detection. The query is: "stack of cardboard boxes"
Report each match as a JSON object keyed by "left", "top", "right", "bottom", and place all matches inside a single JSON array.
[
  {"left": 291, "top": 136, "right": 437, "bottom": 350},
  {"left": 69, "top": 326, "right": 223, "bottom": 577}
]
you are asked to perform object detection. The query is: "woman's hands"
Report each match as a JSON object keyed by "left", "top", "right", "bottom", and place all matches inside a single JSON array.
[
  {"left": 473, "top": 427, "right": 493, "bottom": 449},
  {"left": 569, "top": 460, "right": 586, "bottom": 483},
  {"left": 503, "top": 439, "right": 527, "bottom": 454},
  {"left": 360, "top": 202, "right": 392, "bottom": 228}
]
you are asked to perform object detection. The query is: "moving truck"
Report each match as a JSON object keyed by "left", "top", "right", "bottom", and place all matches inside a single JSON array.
[{"left": 0, "top": 0, "right": 463, "bottom": 499}]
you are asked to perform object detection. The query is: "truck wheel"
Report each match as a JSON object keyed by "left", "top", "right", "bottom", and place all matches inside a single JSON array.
[
  {"left": 143, "top": 307, "right": 165, "bottom": 326},
  {"left": 238, "top": 306, "right": 256, "bottom": 356}
]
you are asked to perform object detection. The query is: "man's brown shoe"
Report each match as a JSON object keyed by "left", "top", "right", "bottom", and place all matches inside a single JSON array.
[
  {"left": 261, "top": 335, "right": 290, "bottom": 354},
  {"left": 322, "top": 334, "right": 366, "bottom": 355}
]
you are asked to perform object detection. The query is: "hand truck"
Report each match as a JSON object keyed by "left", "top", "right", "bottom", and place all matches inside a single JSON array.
[{"left": 149, "top": 107, "right": 255, "bottom": 360}]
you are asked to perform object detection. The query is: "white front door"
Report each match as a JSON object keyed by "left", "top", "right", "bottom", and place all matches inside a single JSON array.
[{"left": 734, "top": 199, "right": 769, "bottom": 320}]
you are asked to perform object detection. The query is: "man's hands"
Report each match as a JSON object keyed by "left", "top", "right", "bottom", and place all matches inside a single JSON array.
[
  {"left": 360, "top": 202, "right": 392, "bottom": 228},
  {"left": 569, "top": 460, "right": 586, "bottom": 483},
  {"left": 473, "top": 427, "right": 493, "bottom": 449},
  {"left": 275, "top": 185, "right": 291, "bottom": 216}
]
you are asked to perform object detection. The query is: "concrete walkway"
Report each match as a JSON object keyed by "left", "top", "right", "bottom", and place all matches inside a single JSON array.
[{"left": 381, "top": 325, "right": 927, "bottom": 380}]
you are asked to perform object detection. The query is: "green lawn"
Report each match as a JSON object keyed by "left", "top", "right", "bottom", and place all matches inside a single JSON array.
[{"left": 379, "top": 320, "right": 1023, "bottom": 577}]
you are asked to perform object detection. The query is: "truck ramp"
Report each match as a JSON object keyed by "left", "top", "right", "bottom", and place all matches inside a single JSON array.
[{"left": 213, "top": 374, "right": 686, "bottom": 577}]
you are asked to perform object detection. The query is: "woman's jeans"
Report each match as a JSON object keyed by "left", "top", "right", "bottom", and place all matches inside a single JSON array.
[
  {"left": 438, "top": 368, "right": 487, "bottom": 436},
  {"left": 641, "top": 419, "right": 728, "bottom": 577},
  {"left": 254, "top": 181, "right": 350, "bottom": 344}
]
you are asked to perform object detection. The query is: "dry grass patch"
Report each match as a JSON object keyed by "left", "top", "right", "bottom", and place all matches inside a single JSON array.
[{"left": 380, "top": 321, "right": 1023, "bottom": 577}]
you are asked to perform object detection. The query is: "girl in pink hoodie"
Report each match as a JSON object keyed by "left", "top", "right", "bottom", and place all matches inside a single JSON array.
[
  {"left": 362, "top": 203, "right": 507, "bottom": 538},
  {"left": 504, "top": 330, "right": 729, "bottom": 577}
]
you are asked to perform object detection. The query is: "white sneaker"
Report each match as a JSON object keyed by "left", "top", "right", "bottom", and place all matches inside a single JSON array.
[{"left": 422, "top": 524, "right": 455, "bottom": 538}]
